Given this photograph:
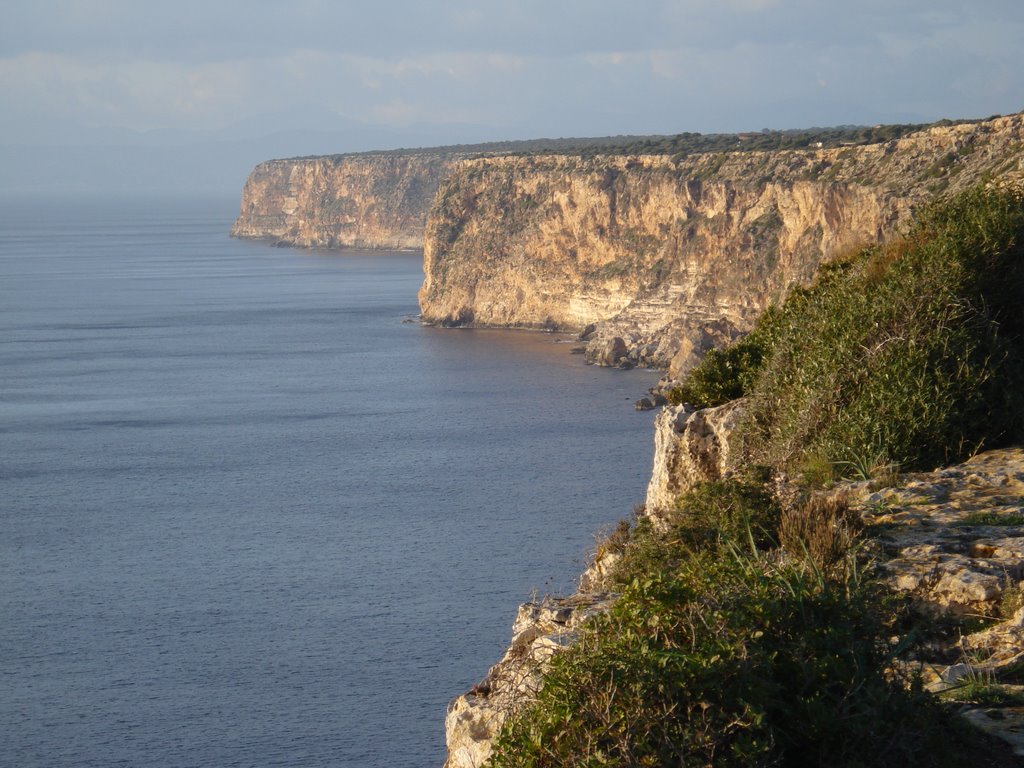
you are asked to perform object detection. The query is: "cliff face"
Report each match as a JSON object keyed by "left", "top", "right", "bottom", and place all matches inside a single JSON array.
[
  {"left": 231, "top": 153, "right": 462, "bottom": 249},
  {"left": 419, "top": 114, "right": 1024, "bottom": 377}
]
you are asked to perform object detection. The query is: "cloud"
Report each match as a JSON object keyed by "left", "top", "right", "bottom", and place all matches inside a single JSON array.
[
  {"left": 1, "top": 0, "right": 1023, "bottom": 150},
  {"left": 0, "top": 51, "right": 265, "bottom": 131},
  {"left": 0, "top": 47, "right": 540, "bottom": 137}
]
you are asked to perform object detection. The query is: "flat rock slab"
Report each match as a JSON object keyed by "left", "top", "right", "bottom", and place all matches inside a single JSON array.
[
  {"left": 860, "top": 447, "right": 1024, "bottom": 617},
  {"left": 853, "top": 447, "right": 1024, "bottom": 757}
]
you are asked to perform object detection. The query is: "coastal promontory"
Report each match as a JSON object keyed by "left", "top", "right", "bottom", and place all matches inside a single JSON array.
[
  {"left": 233, "top": 115, "right": 1024, "bottom": 380},
  {"left": 231, "top": 152, "right": 462, "bottom": 249}
]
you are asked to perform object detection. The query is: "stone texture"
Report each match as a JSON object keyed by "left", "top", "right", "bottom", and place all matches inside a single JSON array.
[
  {"left": 594, "top": 336, "right": 628, "bottom": 367},
  {"left": 644, "top": 399, "right": 744, "bottom": 521},
  {"left": 419, "top": 114, "right": 1024, "bottom": 377},
  {"left": 843, "top": 447, "right": 1024, "bottom": 756},
  {"left": 443, "top": 592, "right": 616, "bottom": 768},
  {"left": 960, "top": 707, "right": 1024, "bottom": 758},
  {"left": 855, "top": 448, "right": 1024, "bottom": 618}
]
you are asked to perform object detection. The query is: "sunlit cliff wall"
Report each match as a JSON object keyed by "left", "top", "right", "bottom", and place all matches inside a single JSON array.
[{"left": 419, "top": 115, "right": 1024, "bottom": 377}]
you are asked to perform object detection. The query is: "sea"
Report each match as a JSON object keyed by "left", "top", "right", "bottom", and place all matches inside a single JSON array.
[{"left": 0, "top": 197, "right": 658, "bottom": 768}]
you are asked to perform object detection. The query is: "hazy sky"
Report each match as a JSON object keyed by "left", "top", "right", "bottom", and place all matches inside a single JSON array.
[{"left": 3, "top": 0, "right": 1023, "bottom": 197}]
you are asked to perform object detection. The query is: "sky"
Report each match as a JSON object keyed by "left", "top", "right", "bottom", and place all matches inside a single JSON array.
[{"left": 2, "top": 0, "right": 1023, "bottom": 198}]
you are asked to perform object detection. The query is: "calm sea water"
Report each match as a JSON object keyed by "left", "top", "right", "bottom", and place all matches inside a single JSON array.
[{"left": 0, "top": 197, "right": 657, "bottom": 768}]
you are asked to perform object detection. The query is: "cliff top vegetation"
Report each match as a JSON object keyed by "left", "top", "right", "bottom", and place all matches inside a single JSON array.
[
  {"left": 282, "top": 115, "right": 1004, "bottom": 164},
  {"left": 671, "top": 185, "right": 1024, "bottom": 479}
]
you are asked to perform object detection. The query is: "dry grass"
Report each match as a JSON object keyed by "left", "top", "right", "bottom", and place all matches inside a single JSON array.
[{"left": 778, "top": 492, "right": 861, "bottom": 571}]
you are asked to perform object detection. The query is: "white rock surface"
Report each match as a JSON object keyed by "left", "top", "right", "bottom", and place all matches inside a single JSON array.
[{"left": 644, "top": 399, "right": 744, "bottom": 521}]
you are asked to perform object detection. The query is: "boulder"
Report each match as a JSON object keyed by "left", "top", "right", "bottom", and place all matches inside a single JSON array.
[{"left": 594, "top": 336, "right": 628, "bottom": 367}]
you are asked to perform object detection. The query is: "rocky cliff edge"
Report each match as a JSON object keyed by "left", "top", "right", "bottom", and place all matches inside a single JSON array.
[
  {"left": 444, "top": 403, "right": 1024, "bottom": 765},
  {"left": 231, "top": 152, "right": 463, "bottom": 249}
]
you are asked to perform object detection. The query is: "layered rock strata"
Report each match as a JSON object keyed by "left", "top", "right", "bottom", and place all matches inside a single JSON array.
[
  {"left": 420, "top": 114, "right": 1024, "bottom": 377},
  {"left": 231, "top": 152, "right": 462, "bottom": 249}
]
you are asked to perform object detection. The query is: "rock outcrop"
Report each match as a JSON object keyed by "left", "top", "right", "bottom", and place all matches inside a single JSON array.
[
  {"left": 420, "top": 114, "right": 1024, "bottom": 377},
  {"left": 231, "top": 152, "right": 462, "bottom": 249},
  {"left": 444, "top": 593, "right": 616, "bottom": 768},
  {"left": 849, "top": 447, "right": 1024, "bottom": 757},
  {"left": 644, "top": 399, "right": 744, "bottom": 521},
  {"left": 858, "top": 448, "right": 1024, "bottom": 619}
]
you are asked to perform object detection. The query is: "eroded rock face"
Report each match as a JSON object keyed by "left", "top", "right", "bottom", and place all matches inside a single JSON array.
[
  {"left": 231, "top": 153, "right": 462, "bottom": 249},
  {"left": 419, "top": 115, "right": 1024, "bottom": 377},
  {"left": 644, "top": 399, "right": 745, "bottom": 522},
  {"left": 444, "top": 593, "right": 616, "bottom": 768}
]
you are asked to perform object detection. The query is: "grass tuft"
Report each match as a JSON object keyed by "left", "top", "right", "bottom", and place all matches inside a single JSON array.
[
  {"left": 778, "top": 493, "right": 861, "bottom": 572},
  {"left": 955, "top": 511, "right": 1024, "bottom": 527}
]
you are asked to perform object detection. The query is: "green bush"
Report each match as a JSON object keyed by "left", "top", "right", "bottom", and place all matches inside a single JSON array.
[
  {"left": 666, "top": 476, "right": 780, "bottom": 552},
  {"left": 491, "top": 504, "right": 987, "bottom": 767},
  {"left": 674, "top": 186, "right": 1024, "bottom": 473},
  {"left": 666, "top": 320, "right": 774, "bottom": 408},
  {"left": 608, "top": 477, "right": 779, "bottom": 590}
]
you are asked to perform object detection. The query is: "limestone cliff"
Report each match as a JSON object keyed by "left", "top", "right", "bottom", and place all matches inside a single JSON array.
[
  {"left": 231, "top": 152, "right": 462, "bottom": 249},
  {"left": 419, "top": 114, "right": 1024, "bottom": 377}
]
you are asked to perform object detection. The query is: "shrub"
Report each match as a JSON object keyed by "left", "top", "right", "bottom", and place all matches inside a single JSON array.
[
  {"left": 674, "top": 186, "right": 1024, "bottom": 474},
  {"left": 669, "top": 476, "right": 780, "bottom": 551},
  {"left": 492, "top": 537, "right": 985, "bottom": 767},
  {"left": 666, "top": 326, "right": 770, "bottom": 408},
  {"left": 778, "top": 492, "right": 861, "bottom": 571},
  {"left": 609, "top": 477, "right": 779, "bottom": 588}
]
